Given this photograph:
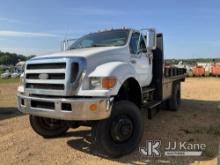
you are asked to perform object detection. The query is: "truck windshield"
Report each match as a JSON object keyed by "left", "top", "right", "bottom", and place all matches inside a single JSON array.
[{"left": 69, "top": 29, "right": 129, "bottom": 49}]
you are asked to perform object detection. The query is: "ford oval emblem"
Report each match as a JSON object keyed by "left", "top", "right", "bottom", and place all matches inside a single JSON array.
[{"left": 39, "top": 73, "right": 49, "bottom": 80}]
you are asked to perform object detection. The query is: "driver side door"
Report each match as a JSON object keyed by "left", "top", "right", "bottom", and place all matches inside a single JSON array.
[{"left": 129, "top": 32, "right": 153, "bottom": 86}]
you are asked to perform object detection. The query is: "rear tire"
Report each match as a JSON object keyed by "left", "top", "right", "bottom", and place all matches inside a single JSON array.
[
  {"left": 166, "top": 82, "right": 181, "bottom": 111},
  {"left": 29, "top": 115, "right": 69, "bottom": 138},
  {"left": 92, "top": 101, "right": 144, "bottom": 158}
]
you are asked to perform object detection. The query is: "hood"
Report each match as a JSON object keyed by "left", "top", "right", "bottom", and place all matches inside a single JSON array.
[
  {"left": 33, "top": 47, "right": 123, "bottom": 59},
  {"left": 31, "top": 46, "right": 129, "bottom": 72}
]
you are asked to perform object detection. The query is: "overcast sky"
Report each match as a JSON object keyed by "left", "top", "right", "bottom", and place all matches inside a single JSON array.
[{"left": 0, "top": 0, "right": 220, "bottom": 58}]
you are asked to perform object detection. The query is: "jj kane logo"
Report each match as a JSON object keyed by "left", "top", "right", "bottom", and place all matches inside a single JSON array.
[
  {"left": 139, "top": 140, "right": 161, "bottom": 157},
  {"left": 139, "top": 140, "right": 206, "bottom": 157}
]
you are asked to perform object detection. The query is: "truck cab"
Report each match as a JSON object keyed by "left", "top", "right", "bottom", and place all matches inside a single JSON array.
[{"left": 17, "top": 28, "right": 186, "bottom": 157}]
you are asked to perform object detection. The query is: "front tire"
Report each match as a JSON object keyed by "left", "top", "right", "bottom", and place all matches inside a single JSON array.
[
  {"left": 29, "top": 115, "right": 69, "bottom": 138},
  {"left": 92, "top": 101, "right": 144, "bottom": 158}
]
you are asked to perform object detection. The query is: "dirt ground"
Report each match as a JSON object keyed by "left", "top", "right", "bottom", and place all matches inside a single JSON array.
[{"left": 0, "top": 78, "right": 220, "bottom": 165}]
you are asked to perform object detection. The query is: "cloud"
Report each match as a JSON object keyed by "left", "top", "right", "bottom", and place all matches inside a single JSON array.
[
  {"left": 66, "top": 7, "right": 125, "bottom": 16},
  {"left": 0, "top": 30, "right": 60, "bottom": 38},
  {"left": 0, "top": 17, "right": 21, "bottom": 23},
  {"left": 49, "top": 29, "right": 87, "bottom": 37},
  {"left": 0, "top": 47, "right": 58, "bottom": 56}
]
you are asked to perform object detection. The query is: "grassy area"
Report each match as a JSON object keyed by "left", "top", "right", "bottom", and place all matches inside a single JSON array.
[{"left": 0, "top": 78, "right": 20, "bottom": 84}]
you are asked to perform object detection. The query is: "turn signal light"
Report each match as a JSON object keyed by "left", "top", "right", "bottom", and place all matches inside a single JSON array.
[
  {"left": 89, "top": 104, "right": 97, "bottom": 112},
  {"left": 102, "top": 77, "right": 117, "bottom": 89}
]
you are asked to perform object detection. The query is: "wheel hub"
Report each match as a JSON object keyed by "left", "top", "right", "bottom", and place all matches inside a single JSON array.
[
  {"left": 110, "top": 116, "right": 133, "bottom": 143},
  {"left": 40, "top": 118, "right": 63, "bottom": 130}
]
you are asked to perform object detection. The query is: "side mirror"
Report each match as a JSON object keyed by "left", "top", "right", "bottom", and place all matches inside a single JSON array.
[{"left": 142, "top": 28, "right": 157, "bottom": 50}]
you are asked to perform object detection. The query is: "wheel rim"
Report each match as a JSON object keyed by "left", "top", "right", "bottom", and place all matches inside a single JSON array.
[
  {"left": 39, "top": 118, "right": 64, "bottom": 130},
  {"left": 110, "top": 115, "right": 134, "bottom": 143}
]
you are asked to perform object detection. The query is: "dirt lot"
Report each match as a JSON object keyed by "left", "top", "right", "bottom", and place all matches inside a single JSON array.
[{"left": 0, "top": 78, "right": 220, "bottom": 165}]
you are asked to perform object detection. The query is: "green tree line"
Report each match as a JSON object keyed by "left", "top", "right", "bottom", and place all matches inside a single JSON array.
[
  {"left": 0, "top": 51, "right": 35, "bottom": 65},
  {"left": 0, "top": 50, "right": 219, "bottom": 66}
]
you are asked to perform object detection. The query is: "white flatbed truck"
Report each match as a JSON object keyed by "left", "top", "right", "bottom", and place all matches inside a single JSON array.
[{"left": 17, "top": 28, "right": 186, "bottom": 157}]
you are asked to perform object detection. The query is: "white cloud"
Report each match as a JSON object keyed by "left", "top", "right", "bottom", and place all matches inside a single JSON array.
[
  {"left": 0, "top": 17, "right": 21, "bottom": 23},
  {"left": 0, "top": 47, "right": 58, "bottom": 56},
  {"left": 0, "top": 30, "right": 60, "bottom": 38}
]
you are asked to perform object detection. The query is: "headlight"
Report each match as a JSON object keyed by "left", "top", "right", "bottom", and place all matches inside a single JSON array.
[
  {"left": 90, "top": 77, "right": 101, "bottom": 89},
  {"left": 89, "top": 77, "right": 117, "bottom": 89}
]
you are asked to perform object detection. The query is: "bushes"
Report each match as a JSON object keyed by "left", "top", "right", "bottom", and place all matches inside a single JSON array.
[
  {"left": 0, "top": 52, "right": 26, "bottom": 65},
  {"left": 0, "top": 51, "right": 35, "bottom": 65}
]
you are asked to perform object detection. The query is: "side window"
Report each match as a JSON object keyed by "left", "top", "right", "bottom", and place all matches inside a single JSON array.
[
  {"left": 139, "top": 36, "right": 147, "bottom": 52},
  {"left": 129, "top": 32, "right": 140, "bottom": 54}
]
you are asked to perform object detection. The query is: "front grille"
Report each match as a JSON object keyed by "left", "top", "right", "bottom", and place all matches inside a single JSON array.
[
  {"left": 26, "top": 73, "right": 65, "bottom": 80},
  {"left": 25, "top": 62, "right": 67, "bottom": 94},
  {"left": 27, "top": 63, "right": 66, "bottom": 70},
  {"left": 24, "top": 58, "right": 82, "bottom": 96},
  {"left": 26, "top": 83, "right": 64, "bottom": 90}
]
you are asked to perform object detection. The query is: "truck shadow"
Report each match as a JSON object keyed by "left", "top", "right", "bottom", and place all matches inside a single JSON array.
[
  {"left": 0, "top": 107, "right": 24, "bottom": 121},
  {"left": 67, "top": 99, "right": 220, "bottom": 165}
]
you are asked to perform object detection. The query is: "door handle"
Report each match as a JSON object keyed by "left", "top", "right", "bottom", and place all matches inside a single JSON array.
[{"left": 130, "top": 60, "right": 136, "bottom": 64}]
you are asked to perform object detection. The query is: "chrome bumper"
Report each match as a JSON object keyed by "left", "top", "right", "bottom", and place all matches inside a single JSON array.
[{"left": 17, "top": 94, "right": 113, "bottom": 121}]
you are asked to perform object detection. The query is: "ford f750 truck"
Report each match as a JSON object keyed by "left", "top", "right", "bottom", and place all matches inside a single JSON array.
[{"left": 17, "top": 28, "right": 186, "bottom": 157}]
